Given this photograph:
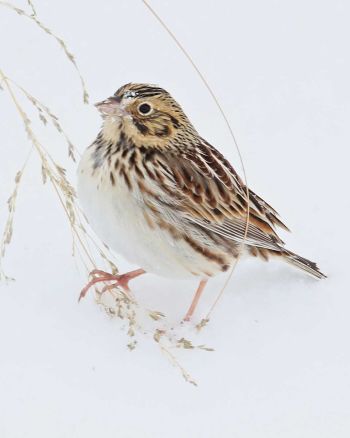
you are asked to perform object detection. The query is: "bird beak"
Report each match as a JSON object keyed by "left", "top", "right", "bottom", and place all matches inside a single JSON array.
[{"left": 94, "top": 96, "right": 127, "bottom": 117}]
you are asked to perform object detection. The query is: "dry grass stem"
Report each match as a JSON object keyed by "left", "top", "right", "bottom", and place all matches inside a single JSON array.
[
  {"left": 0, "top": 151, "right": 32, "bottom": 280},
  {"left": 0, "top": 0, "right": 89, "bottom": 103},
  {"left": 12, "top": 79, "right": 79, "bottom": 161}
]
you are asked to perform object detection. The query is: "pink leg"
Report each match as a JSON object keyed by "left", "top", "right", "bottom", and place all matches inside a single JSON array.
[
  {"left": 183, "top": 279, "right": 208, "bottom": 321},
  {"left": 78, "top": 268, "right": 145, "bottom": 302}
]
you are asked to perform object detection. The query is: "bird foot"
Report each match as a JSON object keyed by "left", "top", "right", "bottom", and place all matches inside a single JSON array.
[{"left": 78, "top": 269, "right": 144, "bottom": 302}]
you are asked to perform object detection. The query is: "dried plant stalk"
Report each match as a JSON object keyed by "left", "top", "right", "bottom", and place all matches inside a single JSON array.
[
  {"left": 0, "top": 163, "right": 28, "bottom": 280},
  {"left": 13, "top": 80, "right": 79, "bottom": 161},
  {"left": 0, "top": 0, "right": 89, "bottom": 103}
]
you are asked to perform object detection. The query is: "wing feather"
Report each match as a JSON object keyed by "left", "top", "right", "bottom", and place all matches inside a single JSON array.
[{"left": 144, "top": 138, "right": 288, "bottom": 251}]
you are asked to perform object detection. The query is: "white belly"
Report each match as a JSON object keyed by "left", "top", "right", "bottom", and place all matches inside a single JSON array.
[{"left": 77, "top": 149, "right": 219, "bottom": 278}]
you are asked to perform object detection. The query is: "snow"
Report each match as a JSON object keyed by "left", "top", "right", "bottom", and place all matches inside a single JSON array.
[{"left": 0, "top": 0, "right": 349, "bottom": 437}]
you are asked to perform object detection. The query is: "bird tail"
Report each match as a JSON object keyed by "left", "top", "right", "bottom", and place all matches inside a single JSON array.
[{"left": 282, "top": 250, "right": 326, "bottom": 279}]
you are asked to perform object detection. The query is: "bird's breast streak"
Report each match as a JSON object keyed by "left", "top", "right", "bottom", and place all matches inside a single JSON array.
[{"left": 77, "top": 149, "right": 222, "bottom": 278}]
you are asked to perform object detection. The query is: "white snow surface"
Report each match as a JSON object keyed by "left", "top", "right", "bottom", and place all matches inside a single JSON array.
[{"left": 0, "top": 1, "right": 349, "bottom": 437}]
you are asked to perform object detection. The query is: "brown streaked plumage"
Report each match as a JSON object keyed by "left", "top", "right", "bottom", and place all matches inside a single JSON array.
[{"left": 77, "top": 83, "right": 326, "bottom": 320}]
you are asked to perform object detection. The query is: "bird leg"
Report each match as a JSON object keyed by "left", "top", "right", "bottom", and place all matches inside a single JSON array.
[
  {"left": 183, "top": 279, "right": 208, "bottom": 321},
  {"left": 78, "top": 268, "right": 145, "bottom": 302}
]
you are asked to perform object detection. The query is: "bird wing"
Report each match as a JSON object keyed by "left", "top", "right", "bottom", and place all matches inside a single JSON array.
[{"left": 144, "top": 138, "right": 289, "bottom": 251}]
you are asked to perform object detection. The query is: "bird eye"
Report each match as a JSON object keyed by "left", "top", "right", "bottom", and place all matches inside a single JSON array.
[{"left": 137, "top": 102, "right": 152, "bottom": 115}]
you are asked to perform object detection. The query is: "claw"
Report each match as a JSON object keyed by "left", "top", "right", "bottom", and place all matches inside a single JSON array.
[{"left": 78, "top": 268, "right": 145, "bottom": 302}]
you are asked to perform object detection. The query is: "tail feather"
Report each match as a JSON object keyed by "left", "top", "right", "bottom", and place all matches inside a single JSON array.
[{"left": 283, "top": 250, "right": 326, "bottom": 279}]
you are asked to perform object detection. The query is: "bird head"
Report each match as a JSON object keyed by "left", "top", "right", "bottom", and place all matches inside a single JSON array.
[{"left": 95, "top": 83, "right": 195, "bottom": 147}]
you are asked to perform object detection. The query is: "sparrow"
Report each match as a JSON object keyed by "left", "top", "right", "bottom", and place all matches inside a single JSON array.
[{"left": 77, "top": 83, "right": 325, "bottom": 320}]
